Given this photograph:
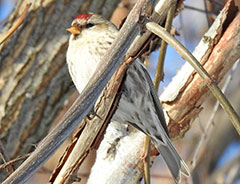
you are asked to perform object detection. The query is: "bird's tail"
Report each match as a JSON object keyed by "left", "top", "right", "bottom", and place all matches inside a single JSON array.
[{"left": 153, "top": 137, "right": 190, "bottom": 184}]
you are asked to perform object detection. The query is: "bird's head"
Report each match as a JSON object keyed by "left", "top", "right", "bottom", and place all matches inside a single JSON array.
[{"left": 67, "top": 13, "right": 117, "bottom": 40}]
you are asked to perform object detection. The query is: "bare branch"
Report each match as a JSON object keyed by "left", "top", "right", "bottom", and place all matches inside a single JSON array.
[
  {"left": 2, "top": 0, "right": 149, "bottom": 183},
  {"left": 0, "top": 153, "right": 30, "bottom": 170},
  {"left": 159, "top": 0, "right": 240, "bottom": 139},
  {"left": 88, "top": 1, "right": 240, "bottom": 182},
  {"left": 146, "top": 20, "right": 240, "bottom": 135},
  {"left": 190, "top": 60, "right": 239, "bottom": 170},
  {"left": 0, "top": 3, "right": 31, "bottom": 45}
]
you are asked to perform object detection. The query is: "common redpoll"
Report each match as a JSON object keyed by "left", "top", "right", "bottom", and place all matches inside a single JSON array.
[{"left": 66, "top": 13, "right": 189, "bottom": 183}]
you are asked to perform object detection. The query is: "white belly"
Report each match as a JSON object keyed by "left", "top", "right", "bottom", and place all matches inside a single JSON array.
[{"left": 66, "top": 44, "right": 99, "bottom": 93}]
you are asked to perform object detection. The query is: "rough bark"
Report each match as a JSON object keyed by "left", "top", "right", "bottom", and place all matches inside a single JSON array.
[
  {"left": 87, "top": 4, "right": 240, "bottom": 183},
  {"left": 0, "top": 0, "right": 119, "bottom": 179},
  {"left": 160, "top": 2, "right": 240, "bottom": 139}
]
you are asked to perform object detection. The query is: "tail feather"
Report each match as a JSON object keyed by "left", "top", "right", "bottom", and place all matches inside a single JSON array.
[
  {"left": 154, "top": 139, "right": 190, "bottom": 184},
  {"left": 165, "top": 137, "right": 190, "bottom": 177}
]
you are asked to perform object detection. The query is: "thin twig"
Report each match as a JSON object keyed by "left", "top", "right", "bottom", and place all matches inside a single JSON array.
[
  {"left": 143, "top": 136, "right": 151, "bottom": 184},
  {"left": 190, "top": 60, "right": 239, "bottom": 170},
  {"left": 0, "top": 153, "right": 30, "bottom": 170},
  {"left": 143, "top": 4, "right": 176, "bottom": 183},
  {"left": 154, "top": 4, "right": 176, "bottom": 91},
  {"left": 0, "top": 141, "right": 15, "bottom": 174},
  {"left": 178, "top": 12, "right": 187, "bottom": 47},
  {"left": 146, "top": 22, "right": 240, "bottom": 135},
  {"left": 203, "top": 0, "right": 211, "bottom": 27},
  {"left": 0, "top": 3, "right": 31, "bottom": 45},
  {"left": 184, "top": 5, "right": 215, "bottom": 15}
]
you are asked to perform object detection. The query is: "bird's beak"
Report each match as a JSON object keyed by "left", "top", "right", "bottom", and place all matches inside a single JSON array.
[{"left": 66, "top": 26, "right": 81, "bottom": 36}]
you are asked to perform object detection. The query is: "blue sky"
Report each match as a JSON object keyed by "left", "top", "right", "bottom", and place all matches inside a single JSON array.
[{"left": 0, "top": 0, "right": 14, "bottom": 25}]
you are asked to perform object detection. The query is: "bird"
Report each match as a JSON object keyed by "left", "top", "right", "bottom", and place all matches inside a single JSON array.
[{"left": 66, "top": 13, "right": 190, "bottom": 183}]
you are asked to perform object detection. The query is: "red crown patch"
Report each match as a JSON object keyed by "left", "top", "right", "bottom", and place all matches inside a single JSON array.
[{"left": 73, "top": 13, "right": 93, "bottom": 21}]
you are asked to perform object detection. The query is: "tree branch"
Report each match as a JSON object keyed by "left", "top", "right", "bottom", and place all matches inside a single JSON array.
[{"left": 2, "top": 0, "right": 149, "bottom": 183}]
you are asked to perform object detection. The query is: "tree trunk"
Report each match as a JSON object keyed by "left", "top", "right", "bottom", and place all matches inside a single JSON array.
[{"left": 0, "top": 0, "right": 119, "bottom": 179}]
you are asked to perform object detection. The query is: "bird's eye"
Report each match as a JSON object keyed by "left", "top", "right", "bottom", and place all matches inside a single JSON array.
[{"left": 86, "top": 23, "right": 94, "bottom": 28}]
